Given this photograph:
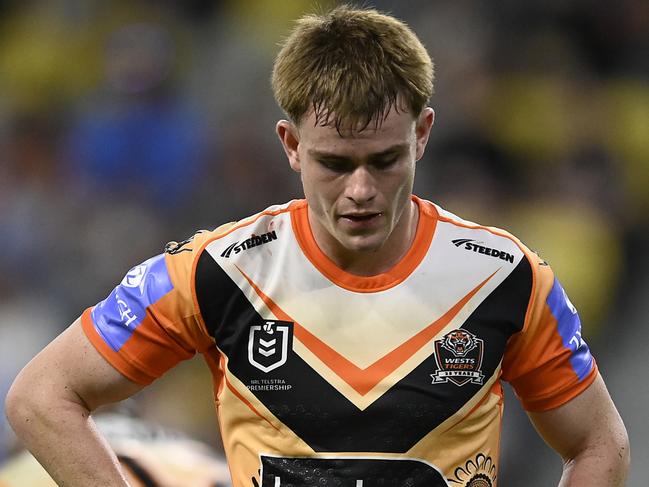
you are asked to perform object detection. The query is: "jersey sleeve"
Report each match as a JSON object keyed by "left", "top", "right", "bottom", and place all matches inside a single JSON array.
[
  {"left": 501, "top": 254, "right": 598, "bottom": 411},
  {"left": 81, "top": 230, "right": 216, "bottom": 385}
]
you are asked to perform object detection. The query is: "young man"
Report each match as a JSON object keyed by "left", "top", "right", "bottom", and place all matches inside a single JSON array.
[{"left": 5, "top": 6, "right": 629, "bottom": 487}]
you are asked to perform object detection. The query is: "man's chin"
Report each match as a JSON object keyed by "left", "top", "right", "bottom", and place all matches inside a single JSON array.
[{"left": 338, "top": 234, "right": 386, "bottom": 254}]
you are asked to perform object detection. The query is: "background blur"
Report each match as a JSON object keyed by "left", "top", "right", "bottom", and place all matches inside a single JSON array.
[{"left": 0, "top": 0, "right": 647, "bottom": 485}]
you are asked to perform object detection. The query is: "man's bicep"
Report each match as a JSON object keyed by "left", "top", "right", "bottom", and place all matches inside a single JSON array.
[
  {"left": 19, "top": 317, "right": 144, "bottom": 410},
  {"left": 527, "top": 372, "right": 627, "bottom": 461}
]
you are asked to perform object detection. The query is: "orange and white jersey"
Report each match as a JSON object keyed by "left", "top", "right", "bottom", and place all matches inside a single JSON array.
[{"left": 81, "top": 197, "right": 597, "bottom": 487}]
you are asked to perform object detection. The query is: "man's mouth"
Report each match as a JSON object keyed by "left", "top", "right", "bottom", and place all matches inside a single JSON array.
[
  {"left": 343, "top": 213, "right": 380, "bottom": 221},
  {"left": 339, "top": 212, "right": 383, "bottom": 228}
]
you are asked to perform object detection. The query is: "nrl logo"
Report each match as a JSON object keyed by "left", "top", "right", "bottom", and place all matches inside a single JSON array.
[
  {"left": 248, "top": 320, "right": 293, "bottom": 373},
  {"left": 431, "top": 329, "right": 485, "bottom": 386}
]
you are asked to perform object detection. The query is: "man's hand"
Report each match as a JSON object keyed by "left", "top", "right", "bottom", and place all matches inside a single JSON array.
[
  {"left": 529, "top": 373, "right": 630, "bottom": 486},
  {"left": 5, "top": 318, "right": 144, "bottom": 486}
]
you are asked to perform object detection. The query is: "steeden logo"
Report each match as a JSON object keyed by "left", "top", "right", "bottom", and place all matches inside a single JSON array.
[
  {"left": 452, "top": 239, "right": 515, "bottom": 264},
  {"left": 221, "top": 230, "right": 278, "bottom": 258}
]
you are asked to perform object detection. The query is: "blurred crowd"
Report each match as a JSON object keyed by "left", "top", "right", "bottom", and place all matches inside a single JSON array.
[{"left": 0, "top": 1, "right": 647, "bottom": 485}]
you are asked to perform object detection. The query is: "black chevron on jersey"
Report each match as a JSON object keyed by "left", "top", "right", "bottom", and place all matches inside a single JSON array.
[{"left": 195, "top": 250, "right": 533, "bottom": 453}]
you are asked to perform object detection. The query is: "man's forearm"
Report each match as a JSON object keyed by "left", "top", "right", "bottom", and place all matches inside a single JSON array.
[{"left": 5, "top": 385, "right": 130, "bottom": 486}]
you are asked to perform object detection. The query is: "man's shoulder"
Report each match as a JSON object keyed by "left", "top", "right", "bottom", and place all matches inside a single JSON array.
[
  {"left": 165, "top": 200, "right": 301, "bottom": 260},
  {"left": 422, "top": 199, "right": 529, "bottom": 253},
  {"left": 422, "top": 199, "right": 550, "bottom": 280}
]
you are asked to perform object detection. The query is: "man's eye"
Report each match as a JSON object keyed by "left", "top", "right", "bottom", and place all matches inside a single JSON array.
[
  {"left": 373, "top": 157, "right": 398, "bottom": 169},
  {"left": 319, "top": 160, "right": 350, "bottom": 172}
]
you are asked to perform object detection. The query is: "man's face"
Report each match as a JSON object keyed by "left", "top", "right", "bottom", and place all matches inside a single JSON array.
[{"left": 277, "top": 106, "right": 434, "bottom": 260}]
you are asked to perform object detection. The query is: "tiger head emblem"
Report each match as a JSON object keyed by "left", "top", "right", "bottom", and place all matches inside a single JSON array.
[{"left": 442, "top": 330, "right": 477, "bottom": 357}]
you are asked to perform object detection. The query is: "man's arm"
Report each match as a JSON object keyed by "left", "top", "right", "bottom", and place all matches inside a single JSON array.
[
  {"left": 528, "top": 372, "right": 630, "bottom": 486},
  {"left": 5, "top": 317, "right": 145, "bottom": 486}
]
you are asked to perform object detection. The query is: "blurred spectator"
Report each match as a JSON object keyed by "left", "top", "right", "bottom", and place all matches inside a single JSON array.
[{"left": 65, "top": 21, "right": 208, "bottom": 209}]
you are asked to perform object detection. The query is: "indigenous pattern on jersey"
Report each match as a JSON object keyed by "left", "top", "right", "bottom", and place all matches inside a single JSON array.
[{"left": 82, "top": 197, "right": 597, "bottom": 487}]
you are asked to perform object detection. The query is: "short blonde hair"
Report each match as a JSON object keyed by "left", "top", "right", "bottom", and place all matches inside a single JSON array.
[{"left": 272, "top": 5, "right": 434, "bottom": 134}]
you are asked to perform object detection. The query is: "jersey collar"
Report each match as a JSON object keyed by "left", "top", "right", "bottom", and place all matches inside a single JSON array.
[{"left": 290, "top": 195, "right": 438, "bottom": 293}]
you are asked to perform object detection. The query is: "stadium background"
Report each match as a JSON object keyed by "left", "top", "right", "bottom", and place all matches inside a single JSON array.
[{"left": 0, "top": 0, "right": 646, "bottom": 485}]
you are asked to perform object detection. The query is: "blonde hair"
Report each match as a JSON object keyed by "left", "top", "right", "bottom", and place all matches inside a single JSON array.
[{"left": 272, "top": 4, "right": 434, "bottom": 134}]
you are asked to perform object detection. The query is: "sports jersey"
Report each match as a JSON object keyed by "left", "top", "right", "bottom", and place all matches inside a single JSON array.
[{"left": 81, "top": 196, "right": 597, "bottom": 487}]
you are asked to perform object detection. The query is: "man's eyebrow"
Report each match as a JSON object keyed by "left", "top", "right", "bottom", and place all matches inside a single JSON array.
[
  {"left": 308, "top": 144, "right": 409, "bottom": 160},
  {"left": 368, "top": 144, "right": 409, "bottom": 158},
  {"left": 307, "top": 149, "right": 350, "bottom": 161}
]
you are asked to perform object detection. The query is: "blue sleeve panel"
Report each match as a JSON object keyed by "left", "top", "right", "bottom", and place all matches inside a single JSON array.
[
  {"left": 546, "top": 278, "right": 594, "bottom": 381},
  {"left": 91, "top": 254, "right": 174, "bottom": 352}
]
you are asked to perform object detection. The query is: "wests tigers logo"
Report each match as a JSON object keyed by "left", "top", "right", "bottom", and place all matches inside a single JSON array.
[
  {"left": 443, "top": 330, "right": 478, "bottom": 357},
  {"left": 431, "top": 329, "right": 485, "bottom": 386}
]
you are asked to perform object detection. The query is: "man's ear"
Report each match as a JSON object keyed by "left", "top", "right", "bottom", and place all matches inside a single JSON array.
[
  {"left": 276, "top": 120, "right": 301, "bottom": 172},
  {"left": 414, "top": 107, "right": 435, "bottom": 161}
]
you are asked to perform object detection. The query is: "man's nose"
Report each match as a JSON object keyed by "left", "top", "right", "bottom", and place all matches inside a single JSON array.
[{"left": 345, "top": 166, "right": 377, "bottom": 204}]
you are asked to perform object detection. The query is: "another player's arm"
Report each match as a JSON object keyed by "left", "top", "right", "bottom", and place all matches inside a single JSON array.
[
  {"left": 528, "top": 373, "right": 630, "bottom": 487},
  {"left": 5, "top": 318, "right": 144, "bottom": 486}
]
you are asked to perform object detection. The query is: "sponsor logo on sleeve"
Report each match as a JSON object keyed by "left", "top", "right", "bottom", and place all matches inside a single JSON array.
[
  {"left": 532, "top": 249, "right": 549, "bottom": 266},
  {"left": 547, "top": 278, "right": 593, "bottom": 381},
  {"left": 121, "top": 264, "right": 148, "bottom": 291},
  {"left": 91, "top": 254, "right": 173, "bottom": 352},
  {"left": 164, "top": 230, "right": 207, "bottom": 255},
  {"left": 431, "top": 329, "right": 485, "bottom": 386}
]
